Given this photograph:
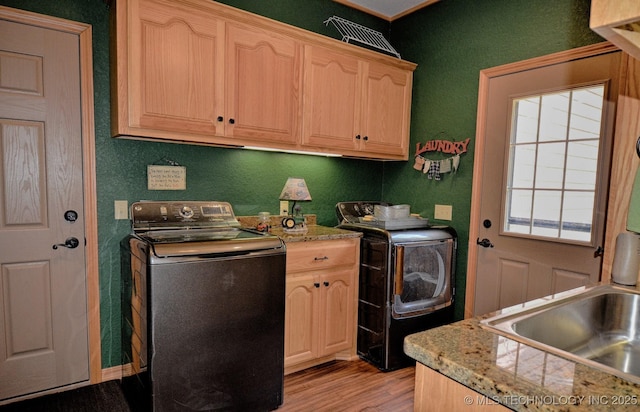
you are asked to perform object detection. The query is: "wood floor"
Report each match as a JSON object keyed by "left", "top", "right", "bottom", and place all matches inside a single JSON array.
[
  {"left": 0, "top": 359, "right": 415, "bottom": 411},
  {"left": 280, "top": 360, "right": 415, "bottom": 412}
]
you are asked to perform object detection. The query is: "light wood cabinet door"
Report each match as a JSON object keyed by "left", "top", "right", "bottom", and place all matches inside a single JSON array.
[
  {"left": 302, "top": 45, "right": 412, "bottom": 159},
  {"left": 121, "top": 0, "right": 224, "bottom": 137},
  {"left": 302, "top": 45, "right": 362, "bottom": 151},
  {"left": 284, "top": 238, "right": 359, "bottom": 372},
  {"left": 225, "top": 23, "right": 302, "bottom": 144},
  {"left": 284, "top": 270, "right": 355, "bottom": 367},
  {"left": 360, "top": 61, "right": 412, "bottom": 157},
  {"left": 318, "top": 269, "right": 354, "bottom": 356},
  {"left": 284, "top": 274, "right": 317, "bottom": 367}
]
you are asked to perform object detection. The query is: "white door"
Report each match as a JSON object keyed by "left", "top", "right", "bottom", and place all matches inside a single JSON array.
[
  {"left": 0, "top": 19, "right": 89, "bottom": 399},
  {"left": 470, "top": 47, "right": 621, "bottom": 316}
]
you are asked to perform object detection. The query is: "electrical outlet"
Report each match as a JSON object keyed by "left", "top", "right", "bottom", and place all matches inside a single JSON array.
[
  {"left": 114, "top": 200, "right": 129, "bottom": 220},
  {"left": 434, "top": 204, "right": 453, "bottom": 221},
  {"left": 280, "top": 201, "right": 289, "bottom": 215}
]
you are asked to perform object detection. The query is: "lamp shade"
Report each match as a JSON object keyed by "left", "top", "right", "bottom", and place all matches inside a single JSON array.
[{"left": 279, "top": 177, "right": 312, "bottom": 201}]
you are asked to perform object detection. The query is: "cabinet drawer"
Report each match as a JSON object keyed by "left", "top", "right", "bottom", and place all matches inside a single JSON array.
[{"left": 286, "top": 239, "right": 358, "bottom": 273}]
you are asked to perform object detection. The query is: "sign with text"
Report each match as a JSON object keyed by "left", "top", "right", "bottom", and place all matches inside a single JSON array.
[{"left": 147, "top": 165, "right": 186, "bottom": 190}]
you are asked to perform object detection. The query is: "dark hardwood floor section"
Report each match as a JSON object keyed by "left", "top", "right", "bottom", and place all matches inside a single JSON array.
[{"left": 280, "top": 360, "right": 415, "bottom": 412}]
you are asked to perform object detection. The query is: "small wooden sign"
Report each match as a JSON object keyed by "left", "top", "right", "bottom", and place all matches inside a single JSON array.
[{"left": 147, "top": 165, "right": 186, "bottom": 190}]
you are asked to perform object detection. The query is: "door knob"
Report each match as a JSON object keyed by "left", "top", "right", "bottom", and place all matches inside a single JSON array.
[
  {"left": 594, "top": 246, "right": 604, "bottom": 258},
  {"left": 53, "top": 237, "right": 80, "bottom": 250},
  {"left": 476, "top": 237, "right": 494, "bottom": 248}
]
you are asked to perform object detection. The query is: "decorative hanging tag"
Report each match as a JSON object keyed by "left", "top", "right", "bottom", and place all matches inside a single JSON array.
[{"left": 413, "top": 133, "right": 470, "bottom": 180}]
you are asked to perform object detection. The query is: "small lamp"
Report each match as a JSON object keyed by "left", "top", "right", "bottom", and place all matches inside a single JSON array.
[{"left": 279, "top": 177, "right": 312, "bottom": 232}]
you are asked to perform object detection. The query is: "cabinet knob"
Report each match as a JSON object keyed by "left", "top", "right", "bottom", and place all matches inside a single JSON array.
[
  {"left": 363, "top": 135, "right": 368, "bottom": 141},
  {"left": 314, "top": 282, "right": 320, "bottom": 288},
  {"left": 217, "top": 116, "right": 223, "bottom": 122},
  {"left": 355, "top": 134, "right": 361, "bottom": 140},
  {"left": 229, "top": 118, "right": 235, "bottom": 124},
  {"left": 323, "top": 281, "right": 329, "bottom": 287}
]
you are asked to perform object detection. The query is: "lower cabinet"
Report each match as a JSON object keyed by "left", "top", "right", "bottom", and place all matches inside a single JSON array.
[
  {"left": 284, "top": 238, "right": 359, "bottom": 374},
  {"left": 414, "top": 363, "right": 510, "bottom": 411}
]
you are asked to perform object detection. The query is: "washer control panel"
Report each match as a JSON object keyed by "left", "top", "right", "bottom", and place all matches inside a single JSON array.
[{"left": 131, "top": 201, "right": 239, "bottom": 230}]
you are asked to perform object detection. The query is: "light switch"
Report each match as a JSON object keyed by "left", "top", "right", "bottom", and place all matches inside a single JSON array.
[
  {"left": 434, "top": 204, "right": 453, "bottom": 221},
  {"left": 115, "top": 200, "right": 129, "bottom": 220}
]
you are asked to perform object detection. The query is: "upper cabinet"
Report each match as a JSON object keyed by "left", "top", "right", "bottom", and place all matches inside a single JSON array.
[
  {"left": 111, "top": 0, "right": 223, "bottom": 139},
  {"left": 112, "top": 0, "right": 301, "bottom": 147},
  {"left": 225, "top": 23, "right": 302, "bottom": 145},
  {"left": 360, "top": 60, "right": 412, "bottom": 158},
  {"left": 111, "top": 0, "right": 416, "bottom": 160},
  {"left": 591, "top": 0, "right": 640, "bottom": 61},
  {"left": 302, "top": 46, "right": 412, "bottom": 158},
  {"left": 302, "top": 46, "right": 362, "bottom": 152}
]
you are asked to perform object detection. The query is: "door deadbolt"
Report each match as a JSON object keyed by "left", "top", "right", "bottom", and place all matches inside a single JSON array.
[{"left": 64, "top": 210, "right": 78, "bottom": 222}]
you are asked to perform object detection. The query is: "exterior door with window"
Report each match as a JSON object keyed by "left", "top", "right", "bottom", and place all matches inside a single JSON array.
[{"left": 471, "top": 48, "right": 621, "bottom": 316}]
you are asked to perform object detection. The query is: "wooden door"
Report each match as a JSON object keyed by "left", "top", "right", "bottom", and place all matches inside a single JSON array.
[
  {"left": 360, "top": 61, "right": 412, "bottom": 158},
  {"left": 225, "top": 22, "right": 301, "bottom": 144},
  {"left": 0, "top": 19, "right": 89, "bottom": 399},
  {"left": 302, "top": 45, "right": 362, "bottom": 151},
  {"left": 318, "top": 269, "right": 354, "bottom": 356},
  {"left": 284, "top": 274, "right": 317, "bottom": 367},
  {"left": 469, "top": 47, "right": 621, "bottom": 316},
  {"left": 125, "top": 0, "right": 224, "bottom": 136}
]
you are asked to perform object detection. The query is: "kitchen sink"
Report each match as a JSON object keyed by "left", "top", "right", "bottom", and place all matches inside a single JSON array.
[{"left": 481, "top": 284, "right": 640, "bottom": 384}]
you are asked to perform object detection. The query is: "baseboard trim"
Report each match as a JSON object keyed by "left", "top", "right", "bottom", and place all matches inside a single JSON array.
[{"left": 101, "top": 363, "right": 134, "bottom": 382}]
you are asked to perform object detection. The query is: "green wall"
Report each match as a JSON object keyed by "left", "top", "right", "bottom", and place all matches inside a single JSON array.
[
  {"left": 0, "top": 0, "right": 603, "bottom": 368},
  {"left": 383, "top": 0, "right": 603, "bottom": 319}
]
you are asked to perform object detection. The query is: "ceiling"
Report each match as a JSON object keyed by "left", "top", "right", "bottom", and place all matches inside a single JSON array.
[{"left": 333, "top": 0, "right": 440, "bottom": 21}]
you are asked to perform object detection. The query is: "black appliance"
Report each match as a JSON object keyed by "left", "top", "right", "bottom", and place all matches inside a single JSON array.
[
  {"left": 336, "top": 201, "right": 456, "bottom": 371},
  {"left": 121, "top": 201, "right": 286, "bottom": 411}
]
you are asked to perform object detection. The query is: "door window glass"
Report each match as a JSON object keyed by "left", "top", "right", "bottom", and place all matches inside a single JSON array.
[{"left": 504, "top": 84, "right": 605, "bottom": 242}]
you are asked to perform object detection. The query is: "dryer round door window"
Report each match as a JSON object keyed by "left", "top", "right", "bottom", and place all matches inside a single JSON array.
[{"left": 392, "top": 240, "right": 454, "bottom": 318}]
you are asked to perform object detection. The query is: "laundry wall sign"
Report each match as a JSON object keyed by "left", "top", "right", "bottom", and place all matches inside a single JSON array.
[{"left": 413, "top": 137, "right": 470, "bottom": 180}]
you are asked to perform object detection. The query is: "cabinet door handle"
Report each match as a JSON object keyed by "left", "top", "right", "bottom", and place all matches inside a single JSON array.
[
  {"left": 314, "top": 256, "right": 329, "bottom": 261},
  {"left": 217, "top": 116, "right": 223, "bottom": 122},
  {"left": 355, "top": 134, "right": 361, "bottom": 140},
  {"left": 323, "top": 281, "right": 329, "bottom": 287},
  {"left": 314, "top": 282, "right": 320, "bottom": 288},
  {"left": 363, "top": 135, "right": 368, "bottom": 141},
  {"left": 229, "top": 118, "right": 235, "bottom": 124}
]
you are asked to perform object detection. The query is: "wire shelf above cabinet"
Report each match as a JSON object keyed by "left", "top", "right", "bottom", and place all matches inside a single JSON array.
[{"left": 324, "top": 16, "right": 401, "bottom": 58}]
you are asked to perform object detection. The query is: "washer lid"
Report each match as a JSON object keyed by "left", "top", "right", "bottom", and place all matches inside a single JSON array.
[{"left": 147, "top": 232, "right": 284, "bottom": 257}]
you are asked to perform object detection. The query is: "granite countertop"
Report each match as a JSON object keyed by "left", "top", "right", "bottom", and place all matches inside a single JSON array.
[
  {"left": 237, "top": 215, "right": 361, "bottom": 243},
  {"left": 404, "top": 311, "right": 640, "bottom": 411},
  {"left": 270, "top": 225, "right": 362, "bottom": 243}
]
